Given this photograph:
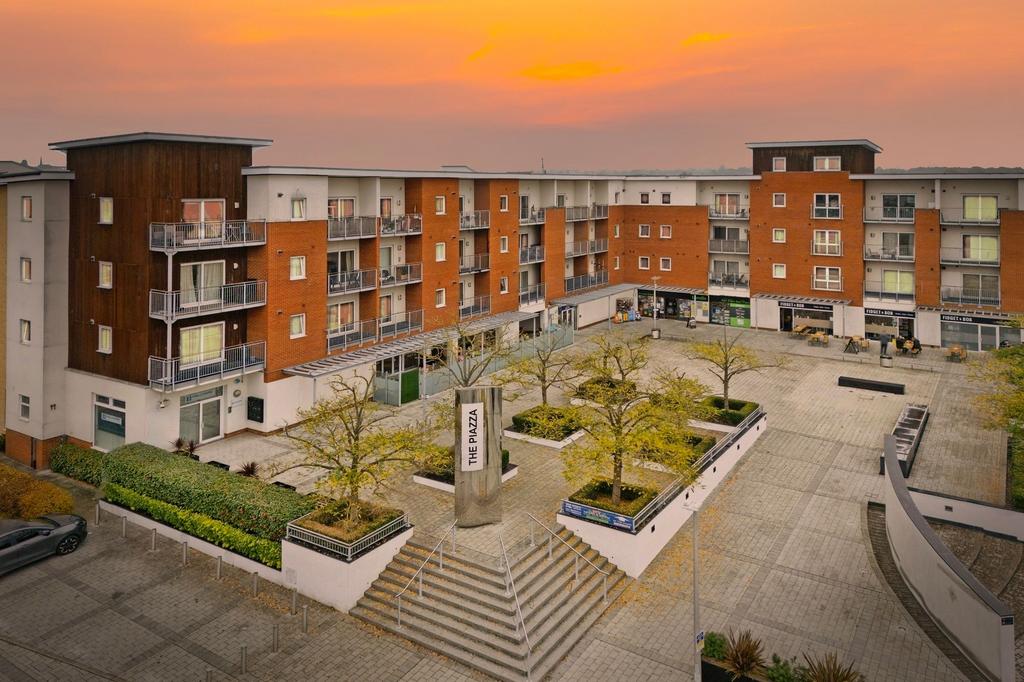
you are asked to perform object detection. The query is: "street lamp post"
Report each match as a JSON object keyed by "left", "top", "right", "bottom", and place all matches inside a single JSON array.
[
  {"left": 651, "top": 276, "right": 661, "bottom": 339},
  {"left": 682, "top": 503, "right": 702, "bottom": 682}
]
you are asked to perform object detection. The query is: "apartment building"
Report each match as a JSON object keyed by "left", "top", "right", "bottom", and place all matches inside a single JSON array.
[{"left": 2, "top": 133, "right": 1022, "bottom": 467}]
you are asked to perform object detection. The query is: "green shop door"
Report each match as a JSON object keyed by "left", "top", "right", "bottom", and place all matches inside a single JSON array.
[{"left": 400, "top": 369, "right": 420, "bottom": 404}]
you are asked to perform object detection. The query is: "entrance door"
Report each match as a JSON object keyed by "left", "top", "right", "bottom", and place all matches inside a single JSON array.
[
  {"left": 780, "top": 308, "right": 793, "bottom": 332},
  {"left": 180, "top": 397, "right": 221, "bottom": 444},
  {"left": 379, "top": 197, "right": 392, "bottom": 218},
  {"left": 519, "top": 195, "right": 530, "bottom": 220},
  {"left": 380, "top": 294, "right": 393, "bottom": 322},
  {"left": 898, "top": 318, "right": 914, "bottom": 338}
]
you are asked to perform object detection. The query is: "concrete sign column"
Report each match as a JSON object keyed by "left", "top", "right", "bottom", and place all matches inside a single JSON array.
[{"left": 454, "top": 386, "right": 503, "bottom": 527}]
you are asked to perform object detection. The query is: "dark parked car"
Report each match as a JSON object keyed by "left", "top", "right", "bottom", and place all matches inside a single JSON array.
[{"left": 0, "top": 515, "right": 87, "bottom": 575}]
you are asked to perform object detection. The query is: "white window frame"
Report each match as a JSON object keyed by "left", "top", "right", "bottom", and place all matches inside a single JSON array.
[
  {"left": 813, "top": 193, "right": 842, "bottom": 219},
  {"left": 659, "top": 224, "right": 672, "bottom": 239},
  {"left": 499, "top": 277, "right": 509, "bottom": 294},
  {"left": 614, "top": 256, "right": 620, "bottom": 270},
  {"left": 98, "top": 261, "right": 113, "bottom": 289},
  {"left": 289, "top": 313, "right": 306, "bottom": 339},
  {"left": 640, "top": 192, "right": 650, "bottom": 205},
  {"left": 661, "top": 192, "right": 671, "bottom": 204},
  {"left": 772, "top": 228, "right": 786, "bottom": 243},
  {"left": 556, "top": 194, "right": 567, "bottom": 208},
  {"left": 773, "top": 263, "right": 786, "bottom": 279},
  {"left": 638, "top": 224, "right": 651, "bottom": 238},
  {"left": 18, "top": 394, "right": 29, "bottom": 421},
  {"left": 659, "top": 257, "right": 672, "bottom": 271},
  {"left": 499, "top": 195, "right": 509, "bottom": 212},
  {"left": 435, "top": 242, "right": 446, "bottom": 261},
  {"left": 434, "top": 195, "right": 446, "bottom": 215},
  {"left": 327, "top": 197, "right": 356, "bottom": 219},
  {"left": 99, "top": 197, "right": 114, "bottom": 225},
  {"left": 179, "top": 321, "right": 225, "bottom": 366},
  {"left": 20, "top": 196, "right": 32, "bottom": 221},
  {"left": 814, "top": 156, "right": 841, "bottom": 172},
  {"left": 19, "top": 257, "right": 31, "bottom": 283},
  {"left": 19, "top": 319, "right": 30, "bottom": 344},
  {"left": 772, "top": 157, "right": 786, "bottom": 172},
  {"left": 499, "top": 236, "right": 509, "bottom": 253},
  {"left": 289, "top": 255, "right": 306, "bottom": 280},
  {"left": 638, "top": 256, "right": 651, "bottom": 270},
  {"left": 97, "top": 325, "right": 113, "bottom": 354},
  {"left": 613, "top": 224, "right": 620, "bottom": 238},
  {"left": 813, "top": 266, "right": 842, "bottom": 291},
  {"left": 434, "top": 288, "right": 446, "bottom": 308},
  {"left": 772, "top": 193, "right": 786, "bottom": 208},
  {"left": 813, "top": 229, "right": 842, "bottom": 256},
  {"left": 290, "top": 197, "right": 306, "bottom": 220}
]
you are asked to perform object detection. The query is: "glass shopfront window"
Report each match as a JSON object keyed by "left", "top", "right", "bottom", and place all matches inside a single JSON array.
[
  {"left": 710, "top": 297, "right": 751, "bottom": 328},
  {"left": 94, "top": 395, "right": 126, "bottom": 452},
  {"left": 941, "top": 318, "right": 1021, "bottom": 351}
]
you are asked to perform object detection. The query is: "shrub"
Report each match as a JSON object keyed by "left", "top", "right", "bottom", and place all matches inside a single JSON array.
[
  {"left": 0, "top": 465, "right": 33, "bottom": 517},
  {"left": 686, "top": 433, "right": 718, "bottom": 455},
  {"left": 1010, "top": 438, "right": 1024, "bottom": 510},
  {"left": 703, "top": 631, "right": 727, "bottom": 661},
  {"left": 511, "top": 405, "right": 583, "bottom": 441},
  {"left": 0, "top": 464, "right": 74, "bottom": 519},
  {"left": 105, "top": 483, "right": 282, "bottom": 568},
  {"left": 723, "top": 629, "right": 766, "bottom": 680},
  {"left": 295, "top": 498, "right": 403, "bottom": 543},
  {"left": 240, "top": 461, "right": 260, "bottom": 478},
  {"left": 765, "top": 654, "right": 802, "bottom": 682},
  {"left": 798, "top": 652, "right": 863, "bottom": 682},
  {"left": 420, "top": 447, "right": 512, "bottom": 484},
  {"left": 568, "top": 479, "right": 657, "bottom": 517},
  {"left": 50, "top": 443, "right": 105, "bottom": 486},
  {"left": 702, "top": 396, "right": 759, "bottom": 426}
]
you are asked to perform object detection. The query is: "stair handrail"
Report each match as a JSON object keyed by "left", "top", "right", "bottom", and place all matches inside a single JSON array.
[
  {"left": 394, "top": 519, "right": 457, "bottom": 627},
  {"left": 525, "top": 512, "right": 609, "bottom": 603},
  {"left": 498, "top": 532, "right": 533, "bottom": 660}
]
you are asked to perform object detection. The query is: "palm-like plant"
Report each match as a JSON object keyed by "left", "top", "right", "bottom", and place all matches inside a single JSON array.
[
  {"left": 239, "top": 461, "right": 259, "bottom": 478},
  {"left": 722, "top": 629, "right": 766, "bottom": 681},
  {"left": 799, "top": 652, "right": 863, "bottom": 682}
]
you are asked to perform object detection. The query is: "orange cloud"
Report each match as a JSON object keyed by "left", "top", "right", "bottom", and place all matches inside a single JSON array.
[
  {"left": 681, "top": 31, "right": 731, "bottom": 46},
  {"left": 520, "top": 61, "right": 623, "bottom": 82}
]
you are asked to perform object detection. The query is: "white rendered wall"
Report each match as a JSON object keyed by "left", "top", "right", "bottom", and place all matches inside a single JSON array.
[
  {"left": 247, "top": 175, "right": 330, "bottom": 222},
  {"left": 910, "top": 489, "right": 1024, "bottom": 542}
]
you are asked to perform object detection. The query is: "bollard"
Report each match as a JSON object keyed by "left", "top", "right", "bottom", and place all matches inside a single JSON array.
[
  {"left": 205, "top": 668, "right": 213, "bottom": 682},
  {"left": 216, "top": 556, "right": 222, "bottom": 580},
  {"left": 291, "top": 587, "right": 297, "bottom": 615},
  {"left": 240, "top": 645, "right": 247, "bottom": 675},
  {"left": 574, "top": 555, "right": 579, "bottom": 584},
  {"left": 181, "top": 541, "right": 188, "bottom": 567},
  {"left": 121, "top": 515, "right": 127, "bottom": 538},
  {"left": 252, "top": 571, "right": 259, "bottom": 598},
  {"left": 150, "top": 528, "right": 156, "bottom": 552},
  {"left": 302, "top": 605, "right": 309, "bottom": 634},
  {"left": 95, "top": 502, "right": 101, "bottom": 525},
  {"left": 272, "top": 624, "right": 279, "bottom": 653}
]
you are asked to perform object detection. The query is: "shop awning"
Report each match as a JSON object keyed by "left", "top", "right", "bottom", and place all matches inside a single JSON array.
[
  {"left": 752, "top": 293, "right": 850, "bottom": 306},
  {"left": 552, "top": 283, "right": 640, "bottom": 307},
  {"left": 636, "top": 285, "right": 706, "bottom": 296},
  {"left": 916, "top": 305, "right": 1022, "bottom": 319}
]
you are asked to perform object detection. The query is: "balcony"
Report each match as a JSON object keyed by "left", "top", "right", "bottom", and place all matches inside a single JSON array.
[
  {"left": 940, "top": 208, "right": 1001, "bottom": 226},
  {"left": 149, "top": 281, "right": 267, "bottom": 322},
  {"left": 328, "top": 268, "right": 377, "bottom": 295},
  {"left": 380, "top": 263, "right": 422, "bottom": 288},
  {"left": 149, "top": 220, "right": 266, "bottom": 252},
  {"left": 379, "top": 309, "right": 423, "bottom": 339},
  {"left": 564, "top": 206, "right": 590, "bottom": 222},
  {"left": 566, "top": 239, "right": 609, "bottom": 257},
  {"left": 459, "top": 210, "right": 490, "bottom": 230},
  {"left": 564, "top": 270, "right": 608, "bottom": 293},
  {"left": 812, "top": 275, "right": 843, "bottom": 292},
  {"left": 864, "top": 283, "right": 914, "bottom": 303},
  {"left": 379, "top": 214, "right": 423, "bottom": 236},
  {"left": 519, "top": 208, "right": 546, "bottom": 226},
  {"left": 708, "top": 205, "right": 750, "bottom": 220},
  {"left": 328, "top": 216, "right": 377, "bottom": 240},
  {"left": 863, "top": 244, "right": 914, "bottom": 262},
  {"left": 863, "top": 206, "right": 916, "bottom": 224},
  {"left": 708, "top": 239, "right": 749, "bottom": 254},
  {"left": 811, "top": 205, "right": 843, "bottom": 220},
  {"left": 148, "top": 341, "right": 265, "bottom": 392},
  {"left": 519, "top": 245, "right": 545, "bottom": 265},
  {"left": 458, "top": 253, "right": 490, "bottom": 275},
  {"left": 811, "top": 239, "right": 843, "bottom": 256},
  {"left": 939, "top": 246, "right": 1000, "bottom": 266},
  {"left": 327, "top": 319, "right": 378, "bottom": 353},
  {"left": 519, "top": 282, "right": 546, "bottom": 306},
  {"left": 592, "top": 204, "right": 609, "bottom": 220},
  {"left": 941, "top": 286, "right": 1000, "bottom": 307},
  {"left": 459, "top": 295, "right": 491, "bottom": 320},
  {"left": 708, "top": 272, "right": 749, "bottom": 290}
]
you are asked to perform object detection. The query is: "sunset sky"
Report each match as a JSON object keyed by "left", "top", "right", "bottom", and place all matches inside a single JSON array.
[{"left": 3, "top": 0, "right": 1024, "bottom": 171}]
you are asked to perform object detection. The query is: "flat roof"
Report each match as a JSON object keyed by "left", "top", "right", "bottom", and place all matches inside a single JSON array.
[
  {"left": 0, "top": 169, "right": 74, "bottom": 184},
  {"left": 553, "top": 283, "right": 641, "bottom": 307},
  {"left": 243, "top": 166, "right": 759, "bottom": 182},
  {"left": 50, "top": 132, "right": 273, "bottom": 151},
  {"left": 746, "top": 139, "right": 882, "bottom": 153},
  {"left": 854, "top": 172, "right": 1024, "bottom": 180}
]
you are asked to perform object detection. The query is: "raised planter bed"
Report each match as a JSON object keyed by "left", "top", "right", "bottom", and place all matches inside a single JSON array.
[
  {"left": 504, "top": 405, "right": 586, "bottom": 450},
  {"left": 413, "top": 463, "right": 519, "bottom": 493},
  {"left": 701, "top": 397, "right": 760, "bottom": 426}
]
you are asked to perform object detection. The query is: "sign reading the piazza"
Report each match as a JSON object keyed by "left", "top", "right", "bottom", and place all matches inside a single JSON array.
[
  {"left": 777, "top": 300, "right": 833, "bottom": 312},
  {"left": 460, "top": 402, "right": 486, "bottom": 472}
]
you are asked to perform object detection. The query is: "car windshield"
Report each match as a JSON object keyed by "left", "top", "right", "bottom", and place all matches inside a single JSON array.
[{"left": 31, "top": 518, "right": 59, "bottom": 528}]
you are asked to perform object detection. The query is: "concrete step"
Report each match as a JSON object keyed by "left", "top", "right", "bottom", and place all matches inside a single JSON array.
[
  {"left": 373, "top": 572, "right": 517, "bottom": 623},
  {"left": 523, "top": 558, "right": 615, "bottom": 633},
  {"left": 403, "top": 538, "right": 506, "bottom": 586},
  {"left": 378, "top": 564, "right": 515, "bottom": 616},
  {"left": 968, "top": 534, "right": 1023, "bottom": 597},
  {"left": 515, "top": 541, "right": 600, "bottom": 606},
  {"left": 390, "top": 554, "right": 509, "bottom": 601}
]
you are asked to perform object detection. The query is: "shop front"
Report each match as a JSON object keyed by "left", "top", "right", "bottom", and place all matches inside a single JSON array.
[
  {"left": 778, "top": 300, "right": 834, "bottom": 333},
  {"left": 710, "top": 296, "right": 751, "bottom": 328},
  {"left": 638, "top": 288, "right": 707, "bottom": 323},
  {"left": 939, "top": 312, "right": 1022, "bottom": 351},
  {"left": 864, "top": 307, "right": 916, "bottom": 341}
]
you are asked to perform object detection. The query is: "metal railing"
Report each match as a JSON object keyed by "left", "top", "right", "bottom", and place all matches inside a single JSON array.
[
  {"left": 564, "top": 206, "right": 590, "bottom": 222},
  {"left": 148, "top": 340, "right": 266, "bottom": 391},
  {"left": 149, "top": 220, "right": 266, "bottom": 251},
  {"left": 564, "top": 270, "right": 608, "bottom": 293},
  {"left": 708, "top": 272, "right": 748, "bottom": 288},
  {"left": 379, "top": 214, "right": 423, "bottom": 236},
  {"left": 395, "top": 520, "right": 457, "bottom": 627},
  {"left": 940, "top": 208, "right": 1001, "bottom": 226},
  {"left": 519, "top": 244, "right": 544, "bottom": 264},
  {"left": 811, "top": 204, "right": 843, "bottom": 220},
  {"left": 941, "top": 286, "right": 1000, "bottom": 307},
  {"left": 459, "top": 210, "right": 490, "bottom": 230},
  {"left": 863, "top": 284, "right": 915, "bottom": 303},
  {"left": 149, "top": 281, "right": 266, "bottom": 321},
  {"left": 380, "top": 262, "right": 422, "bottom": 287},
  {"left": 708, "top": 239, "right": 748, "bottom": 254},
  {"left": 591, "top": 204, "right": 609, "bottom": 220},
  {"left": 519, "top": 208, "right": 546, "bottom": 225},
  {"left": 526, "top": 512, "right": 608, "bottom": 603},
  {"left": 328, "top": 216, "right": 378, "bottom": 240},
  {"left": 939, "top": 246, "right": 1000, "bottom": 266},
  {"left": 519, "top": 282, "right": 545, "bottom": 306},
  {"left": 458, "top": 253, "right": 490, "bottom": 274},
  {"left": 708, "top": 204, "right": 749, "bottom": 219},
  {"left": 286, "top": 513, "right": 409, "bottom": 562},
  {"left": 379, "top": 309, "right": 423, "bottom": 338},
  {"left": 864, "top": 206, "right": 916, "bottom": 223},
  {"left": 328, "top": 268, "right": 377, "bottom": 295},
  {"left": 498, "top": 532, "right": 532, "bottom": 662},
  {"left": 863, "top": 244, "right": 914, "bottom": 261},
  {"left": 459, "top": 295, "right": 490, "bottom": 320},
  {"left": 327, "top": 319, "right": 378, "bottom": 353},
  {"left": 812, "top": 274, "right": 843, "bottom": 292},
  {"left": 566, "top": 240, "right": 608, "bottom": 256},
  {"left": 811, "top": 239, "right": 843, "bottom": 256}
]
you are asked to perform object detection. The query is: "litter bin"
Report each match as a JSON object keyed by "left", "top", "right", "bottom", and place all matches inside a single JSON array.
[
  {"left": 880, "top": 355, "right": 894, "bottom": 368},
  {"left": 651, "top": 328, "right": 661, "bottom": 339}
]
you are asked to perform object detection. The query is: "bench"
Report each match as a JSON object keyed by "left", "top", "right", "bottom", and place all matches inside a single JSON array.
[{"left": 838, "top": 376, "right": 906, "bottom": 395}]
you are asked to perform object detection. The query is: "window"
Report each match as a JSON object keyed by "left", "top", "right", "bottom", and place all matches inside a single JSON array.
[
  {"left": 773, "top": 264, "right": 786, "bottom": 279},
  {"left": 614, "top": 256, "right": 620, "bottom": 270},
  {"left": 180, "top": 261, "right": 224, "bottom": 305},
  {"left": 434, "top": 196, "right": 446, "bottom": 215},
  {"left": 289, "top": 314, "right": 306, "bottom": 339},
  {"left": 499, "top": 195, "right": 509, "bottom": 212},
  {"left": 882, "top": 270, "right": 914, "bottom": 295},
  {"left": 289, "top": 255, "right": 306, "bottom": 280},
  {"left": 98, "top": 261, "right": 113, "bottom": 289},
  {"left": 661, "top": 192, "right": 671, "bottom": 204},
  {"left": 659, "top": 257, "right": 672, "bottom": 271},
  {"left": 881, "top": 232, "right": 915, "bottom": 258},
  {"left": 327, "top": 302, "right": 354, "bottom": 332},
  {"left": 182, "top": 199, "right": 225, "bottom": 227},
  {"left": 963, "top": 234, "right": 999, "bottom": 261},
  {"left": 499, "top": 277, "right": 509, "bottom": 294},
  {"left": 772, "top": 157, "right": 786, "bottom": 172},
  {"left": 813, "top": 193, "right": 842, "bottom": 219},
  {"left": 613, "top": 224, "right": 620, "bottom": 238},
  {"left": 961, "top": 273, "right": 999, "bottom": 303},
  {"left": 963, "top": 195, "right": 998, "bottom": 222},
  {"left": 18, "top": 395, "right": 29, "bottom": 421},
  {"left": 772, "top": 228, "right": 786, "bottom": 243},
  {"left": 640, "top": 192, "right": 650, "bottom": 205},
  {"left": 20, "top": 196, "right": 31, "bottom": 221},
  {"left": 638, "top": 224, "right": 651, "bottom": 238},
  {"left": 95, "top": 196, "right": 114, "bottom": 225},
  {"left": 19, "top": 319, "right": 30, "bottom": 344},
  {"left": 556, "top": 194, "right": 567, "bottom": 208},
  {"left": 19, "top": 257, "right": 31, "bottom": 282},
  {"left": 882, "top": 194, "right": 915, "bottom": 220},
  {"left": 291, "top": 198, "right": 306, "bottom": 220},
  {"left": 434, "top": 288, "right": 446, "bottom": 307},
  {"left": 614, "top": 191, "right": 620, "bottom": 203},
  {"left": 772, "top": 193, "right": 786, "bottom": 208},
  {"left": 659, "top": 224, "right": 672, "bottom": 239},
  {"left": 812, "top": 229, "right": 842, "bottom": 256},
  {"left": 499, "top": 236, "right": 508, "bottom": 253},
  {"left": 638, "top": 256, "right": 650, "bottom": 270},
  {"left": 434, "top": 242, "right": 446, "bottom": 261},
  {"left": 327, "top": 197, "right": 355, "bottom": 218},
  {"left": 94, "top": 394, "right": 126, "bottom": 451},
  {"left": 458, "top": 196, "right": 465, "bottom": 213},
  {"left": 97, "top": 325, "right": 112, "bottom": 354},
  {"left": 813, "top": 266, "right": 842, "bottom": 291},
  {"left": 713, "top": 193, "right": 742, "bottom": 216},
  {"left": 180, "top": 322, "right": 224, "bottom": 366},
  {"left": 814, "top": 156, "right": 841, "bottom": 171}
]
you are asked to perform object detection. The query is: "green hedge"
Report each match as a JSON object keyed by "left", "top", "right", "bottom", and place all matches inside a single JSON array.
[
  {"left": 105, "top": 483, "right": 282, "bottom": 569},
  {"left": 50, "top": 443, "right": 105, "bottom": 486},
  {"left": 511, "top": 405, "right": 583, "bottom": 441},
  {"left": 702, "top": 396, "right": 759, "bottom": 426},
  {"left": 569, "top": 479, "right": 657, "bottom": 517},
  {"left": 421, "top": 448, "right": 510, "bottom": 484},
  {"left": 1010, "top": 438, "right": 1024, "bottom": 510},
  {"left": 686, "top": 434, "right": 718, "bottom": 455}
]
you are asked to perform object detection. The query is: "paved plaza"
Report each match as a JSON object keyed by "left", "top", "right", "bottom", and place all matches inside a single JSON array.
[{"left": 0, "top": 320, "right": 1010, "bottom": 680}]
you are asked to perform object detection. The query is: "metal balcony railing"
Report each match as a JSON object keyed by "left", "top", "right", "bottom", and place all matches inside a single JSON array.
[
  {"left": 863, "top": 244, "right": 914, "bottom": 261},
  {"left": 708, "top": 272, "right": 749, "bottom": 289},
  {"left": 940, "top": 208, "right": 1001, "bottom": 226},
  {"left": 564, "top": 206, "right": 590, "bottom": 222},
  {"left": 811, "top": 204, "right": 843, "bottom": 220},
  {"left": 327, "top": 268, "right": 377, "bottom": 295},
  {"left": 939, "top": 246, "right": 1000, "bottom": 266},
  {"left": 566, "top": 239, "right": 609, "bottom": 257},
  {"left": 812, "top": 239, "right": 843, "bottom": 256},
  {"left": 459, "top": 295, "right": 491, "bottom": 320},
  {"left": 708, "top": 239, "right": 749, "bottom": 254},
  {"left": 519, "top": 282, "right": 546, "bottom": 306},
  {"left": 328, "top": 216, "right": 377, "bottom": 240},
  {"left": 519, "top": 244, "right": 544, "bottom": 264},
  {"left": 379, "top": 263, "right": 422, "bottom": 288},
  {"left": 863, "top": 206, "right": 916, "bottom": 223},
  {"left": 864, "top": 283, "right": 915, "bottom": 303},
  {"left": 458, "top": 253, "right": 490, "bottom": 274},
  {"left": 379, "top": 309, "right": 423, "bottom": 339},
  {"left": 708, "top": 205, "right": 750, "bottom": 220},
  {"left": 149, "top": 281, "right": 267, "bottom": 322},
  {"left": 149, "top": 220, "right": 266, "bottom": 252},
  {"left": 459, "top": 210, "right": 490, "bottom": 230},
  {"left": 812, "top": 274, "right": 843, "bottom": 292},
  {"left": 941, "top": 286, "right": 1000, "bottom": 307},
  {"left": 148, "top": 341, "right": 265, "bottom": 391},
  {"left": 591, "top": 204, "right": 609, "bottom": 220},
  {"left": 563, "top": 270, "right": 608, "bottom": 293},
  {"left": 327, "top": 319, "right": 378, "bottom": 353},
  {"left": 519, "top": 208, "right": 546, "bottom": 225},
  {"left": 379, "top": 214, "right": 423, "bottom": 236}
]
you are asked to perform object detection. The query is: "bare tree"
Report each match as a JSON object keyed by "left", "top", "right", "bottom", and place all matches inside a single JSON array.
[
  {"left": 502, "top": 324, "right": 580, "bottom": 405},
  {"left": 427, "top": 319, "right": 519, "bottom": 390},
  {"left": 687, "top": 327, "right": 784, "bottom": 405}
]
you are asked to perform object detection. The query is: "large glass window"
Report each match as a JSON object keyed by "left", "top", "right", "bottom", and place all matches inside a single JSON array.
[
  {"left": 813, "top": 194, "right": 842, "bottom": 219},
  {"left": 813, "top": 230, "right": 841, "bottom": 255},
  {"left": 714, "top": 193, "right": 741, "bottom": 216},
  {"left": 99, "top": 197, "right": 114, "bottom": 225},
  {"left": 882, "top": 270, "right": 914, "bottom": 294},
  {"left": 814, "top": 156, "right": 841, "bottom": 171},
  {"left": 327, "top": 302, "right": 355, "bottom": 331},
  {"left": 963, "top": 195, "right": 998, "bottom": 222},
  {"left": 327, "top": 197, "right": 355, "bottom": 218},
  {"left": 881, "top": 232, "right": 914, "bottom": 258},
  {"left": 182, "top": 199, "right": 224, "bottom": 240},
  {"left": 813, "top": 266, "right": 842, "bottom": 290},
  {"left": 963, "top": 234, "right": 999, "bottom": 261},
  {"left": 713, "top": 225, "right": 741, "bottom": 240},
  {"left": 180, "top": 322, "right": 223, "bottom": 366},
  {"left": 180, "top": 261, "right": 224, "bottom": 306},
  {"left": 882, "top": 194, "right": 915, "bottom": 220},
  {"left": 94, "top": 395, "right": 126, "bottom": 451}
]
